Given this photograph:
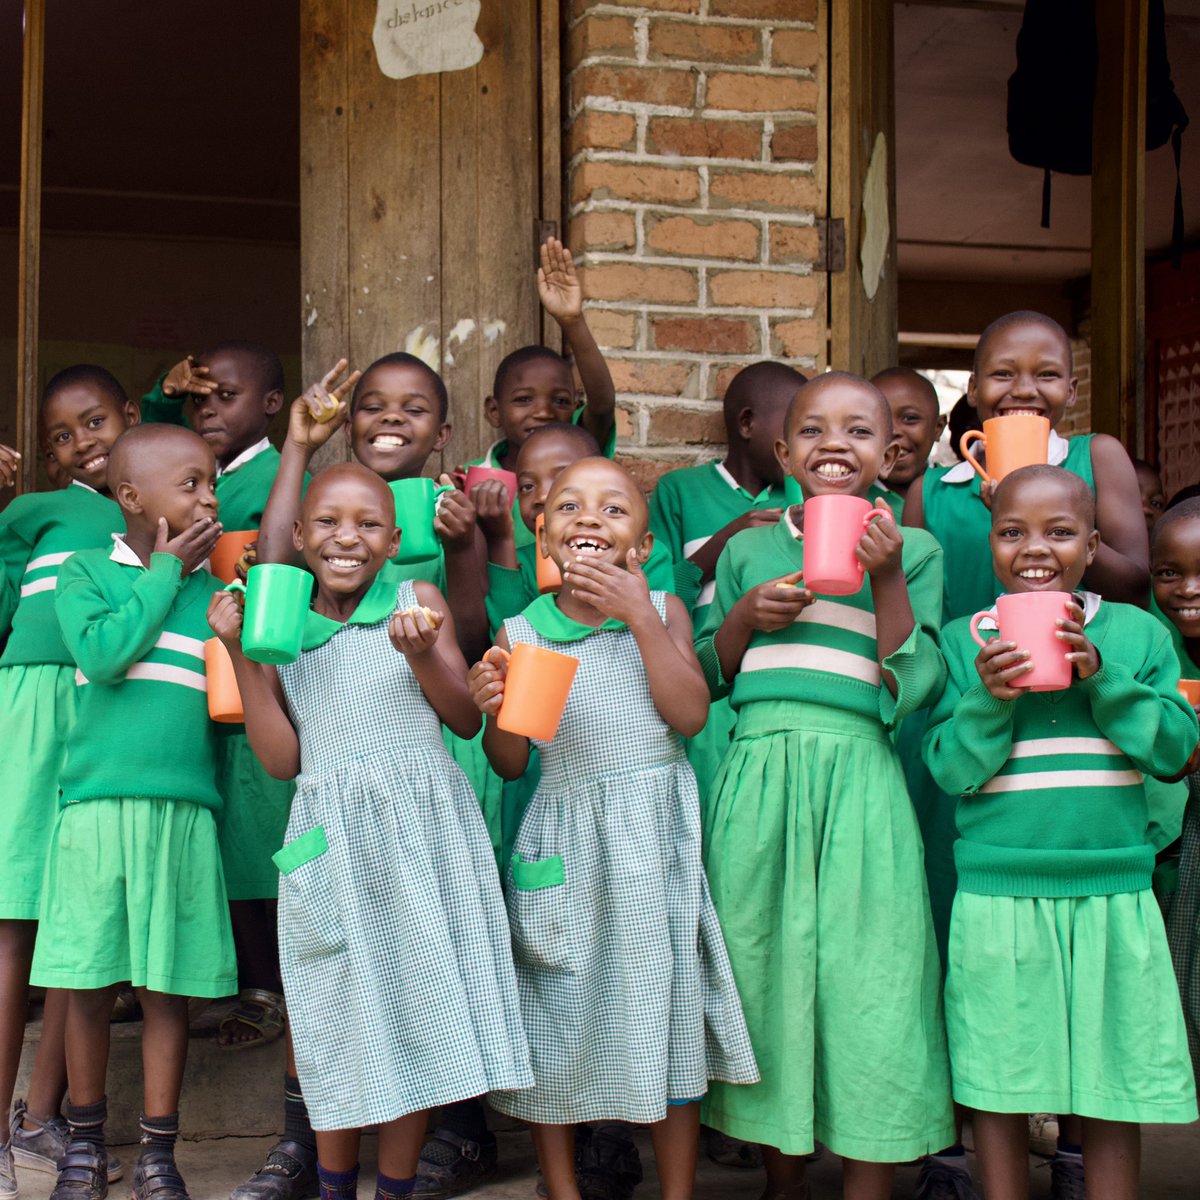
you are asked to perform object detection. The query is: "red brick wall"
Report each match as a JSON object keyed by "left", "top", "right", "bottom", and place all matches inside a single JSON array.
[{"left": 564, "top": 1, "right": 822, "bottom": 489}]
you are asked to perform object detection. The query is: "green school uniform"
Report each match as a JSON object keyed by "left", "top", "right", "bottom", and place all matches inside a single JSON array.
[
  {"left": 694, "top": 514, "right": 954, "bottom": 1161},
  {"left": 925, "top": 599, "right": 1198, "bottom": 1122}
]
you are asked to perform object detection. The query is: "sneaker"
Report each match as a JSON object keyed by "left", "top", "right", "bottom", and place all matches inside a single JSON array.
[
  {"left": 411, "top": 1129, "right": 497, "bottom": 1200},
  {"left": 913, "top": 1158, "right": 981, "bottom": 1200},
  {"left": 1047, "top": 1154, "right": 1087, "bottom": 1200},
  {"left": 9, "top": 1103, "right": 123, "bottom": 1182},
  {"left": 1028, "top": 1113, "right": 1059, "bottom": 1159},
  {"left": 229, "top": 1141, "right": 319, "bottom": 1200},
  {"left": 131, "top": 1150, "right": 189, "bottom": 1200},
  {"left": 576, "top": 1123, "right": 642, "bottom": 1200},
  {"left": 0, "top": 1142, "right": 16, "bottom": 1200},
  {"left": 49, "top": 1141, "right": 107, "bottom": 1200}
]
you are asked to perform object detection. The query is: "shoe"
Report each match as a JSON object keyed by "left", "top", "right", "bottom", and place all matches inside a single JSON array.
[
  {"left": 1046, "top": 1154, "right": 1087, "bottom": 1200},
  {"left": 575, "top": 1122, "right": 642, "bottom": 1200},
  {"left": 9, "top": 1102, "right": 123, "bottom": 1182},
  {"left": 701, "top": 1125, "right": 762, "bottom": 1169},
  {"left": 229, "top": 1141, "right": 319, "bottom": 1200},
  {"left": 49, "top": 1140, "right": 108, "bottom": 1200},
  {"left": 412, "top": 1129, "right": 497, "bottom": 1199},
  {"left": 913, "top": 1158, "right": 981, "bottom": 1200},
  {"left": 1028, "top": 1113, "right": 1059, "bottom": 1158},
  {"left": 131, "top": 1149, "right": 189, "bottom": 1200},
  {"left": 0, "top": 1142, "right": 16, "bottom": 1200}
]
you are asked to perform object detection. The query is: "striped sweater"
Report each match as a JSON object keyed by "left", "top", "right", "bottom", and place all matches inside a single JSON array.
[
  {"left": 54, "top": 543, "right": 223, "bottom": 810},
  {"left": 923, "top": 599, "right": 1200, "bottom": 897},
  {"left": 693, "top": 509, "right": 946, "bottom": 728}
]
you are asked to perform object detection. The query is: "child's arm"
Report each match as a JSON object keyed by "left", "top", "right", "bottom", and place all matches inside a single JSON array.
[
  {"left": 0, "top": 496, "right": 33, "bottom": 636},
  {"left": 432, "top": 483, "right": 491, "bottom": 663},
  {"left": 470, "top": 631, "right": 532, "bottom": 780},
  {"left": 1088, "top": 436, "right": 1151, "bottom": 605},
  {"left": 140, "top": 356, "right": 214, "bottom": 426},
  {"left": 257, "top": 361, "right": 360, "bottom": 566},
  {"left": 857, "top": 516, "right": 913, "bottom": 698},
  {"left": 0, "top": 443, "right": 21, "bottom": 490},
  {"left": 686, "top": 510, "right": 784, "bottom": 584},
  {"left": 474, "top": 479, "right": 518, "bottom": 570},
  {"left": 563, "top": 551, "right": 709, "bottom": 736},
  {"left": 56, "top": 517, "right": 221, "bottom": 683},
  {"left": 538, "top": 238, "right": 616, "bottom": 452},
  {"left": 208, "top": 592, "right": 300, "bottom": 779},
  {"left": 388, "top": 582, "right": 481, "bottom": 740}
]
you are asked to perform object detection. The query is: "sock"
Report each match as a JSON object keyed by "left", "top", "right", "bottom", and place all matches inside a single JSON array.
[
  {"left": 139, "top": 1112, "right": 180, "bottom": 1158},
  {"left": 284, "top": 1075, "right": 317, "bottom": 1155},
  {"left": 65, "top": 1098, "right": 108, "bottom": 1149},
  {"left": 374, "top": 1171, "right": 416, "bottom": 1200},
  {"left": 436, "top": 1097, "right": 490, "bottom": 1143},
  {"left": 317, "top": 1163, "right": 359, "bottom": 1200},
  {"left": 929, "top": 1144, "right": 967, "bottom": 1168},
  {"left": 1056, "top": 1140, "right": 1084, "bottom": 1161}
]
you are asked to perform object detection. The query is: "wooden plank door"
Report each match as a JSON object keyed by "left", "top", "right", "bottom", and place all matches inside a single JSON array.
[{"left": 300, "top": 0, "right": 560, "bottom": 472}]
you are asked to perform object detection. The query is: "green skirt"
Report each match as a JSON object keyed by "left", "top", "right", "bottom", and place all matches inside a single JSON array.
[
  {"left": 0, "top": 664, "right": 78, "bottom": 919},
  {"left": 702, "top": 700, "right": 954, "bottom": 1162},
  {"left": 946, "top": 889, "right": 1197, "bottom": 1122},
  {"left": 31, "top": 797, "right": 237, "bottom": 997},
  {"left": 216, "top": 729, "right": 295, "bottom": 900},
  {"left": 1166, "top": 776, "right": 1200, "bottom": 1083}
]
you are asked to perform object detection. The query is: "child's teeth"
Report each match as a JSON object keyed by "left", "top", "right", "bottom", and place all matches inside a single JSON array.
[
  {"left": 817, "top": 464, "right": 850, "bottom": 478},
  {"left": 373, "top": 435, "right": 407, "bottom": 447},
  {"left": 1179, "top": 607, "right": 1200, "bottom": 618},
  {"left": 1019, "top": 568, "right": 1053, "bottom": 578}
]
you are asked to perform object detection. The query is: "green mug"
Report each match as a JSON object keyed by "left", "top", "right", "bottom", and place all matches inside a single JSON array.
[
  {"left": 389, "top": 478, "right": 454, "bottom": 563},
  {"left": 227, "top": 564, "right": 313, "bottom": 665}
]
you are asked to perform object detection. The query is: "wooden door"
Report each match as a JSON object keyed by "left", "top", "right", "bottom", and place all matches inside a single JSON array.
[{"left": 300, "top": 0, "right": 561, "bottom": 471}]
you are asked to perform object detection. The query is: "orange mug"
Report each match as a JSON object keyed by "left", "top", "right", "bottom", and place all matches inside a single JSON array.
[
  {"left": 535, "top": 513, "right": 562, "bottom": 594},
  {"left": 493, "top": 643, "right": 579, "bottom": 741},
  {"left": 1179, "top": 679, "right": 1200, "bottom": 706},
  {"left": 960, "top": 415, "right": 1050, "bottom": 484},
  {"left": 209, "top": 529, "right": 258, "bottom": 584},
  {"left": 205, "top": 637, "right": 244, "bottom": 723}
]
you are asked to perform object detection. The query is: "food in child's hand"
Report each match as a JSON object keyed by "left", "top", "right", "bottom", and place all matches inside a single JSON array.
[{"left": 398, "top": 605, "right": 444, "bottom": 629}]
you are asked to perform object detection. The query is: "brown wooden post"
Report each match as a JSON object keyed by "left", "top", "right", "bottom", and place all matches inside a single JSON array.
[
  {"left": 1090, "top": 0, "right": 1147, "bottom": 450},
  {"left": 16, "top": 0, "right": 45, "bottom": 495}
]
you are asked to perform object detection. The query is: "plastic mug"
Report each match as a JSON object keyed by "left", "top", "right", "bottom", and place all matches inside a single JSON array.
[
  {"left": 389, "top": 478, "right": 454, "bottom": 563},
  {"left": 209, "top": 529, "right": 257, "bottom": 584},
  {"left": 960, "top": 414, "right": 1050, "bottom": 484},
  {"left": 465, "top": 465, "right": 518, "bottom": 509},
  {"left": 801, "top": 495, "right": 892, "bottom": 595},
  {"left": 535, "top": 513, "right": 562, "bottom": 594},
  {"left": 493, "top": 643, "right": 579, "bottom": 741},
  {"left": 1179, "top": 679, "right": 1200, "bottom": 706},
  {"left": 227, "top": 563, "right": 313, "bottom": 665},
  {"left": 970, "top": 590, "right": 1073, "bottom": 692},
  {"left": 205, "top": 637, "right": 244, "bottom": 723}
]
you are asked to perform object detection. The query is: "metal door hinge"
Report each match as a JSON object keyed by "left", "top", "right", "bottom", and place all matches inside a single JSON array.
[{"left": 816, "top": 217, "right": 845, "bottom": 273}]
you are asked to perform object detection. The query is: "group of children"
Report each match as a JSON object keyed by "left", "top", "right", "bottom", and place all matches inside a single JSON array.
[{"left": 1, "top": 248, "right": 1198, "bottom": 1200}]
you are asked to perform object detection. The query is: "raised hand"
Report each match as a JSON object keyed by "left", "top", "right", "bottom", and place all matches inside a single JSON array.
[
  {"left": 155, "top": 515, "right": 222, "bottom": 574},
  {"left": 161, "top": 356, "right": 215, "bottom": 398},
  {"left": 287, "top": 359, "right": 362, "bottom": 453},
  {"left": 537, "top": 237, "right": 583, "bottom": 326}
]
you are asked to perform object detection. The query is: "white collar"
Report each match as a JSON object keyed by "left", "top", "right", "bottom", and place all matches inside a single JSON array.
[
  {"left": 974, "top": 589, "right": 1101, "bottom": 630},
  {"left": 70, "top": 479, "right": 99, "bottom": 494},
  {"left": 109, "top": 532, "right": 205, "bottom": 573},
  {"left": 714, "top": 461, "right": 742, "bottom": 492},
  {"left": 219, "top": 437, "right": 271, "bottom": 477},
  {"left": 784, "top": 505, "right": 803, "bottom": 540},
  {"left": 481, "top": 440, "right": 505, "bottom": 469},
  {"left": 940, "top": 429, "right": 1071, "bottom": 485}
]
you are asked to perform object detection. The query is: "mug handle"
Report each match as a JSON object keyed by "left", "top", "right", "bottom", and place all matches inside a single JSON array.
[
  {"left": 959, "top": 430, "right": 990, "bottom": 483},
  {"left": 433, "top": 481, "right": 455, "bottom": 515},
  {"left": 225, "top": 579, "right": 246, "bottom": 598},
  {"left": 969, "top": 609, "right": 991, "bottom": 648},
  {"left": 862, "top": 498, "right": 895, "bottom": 528}
]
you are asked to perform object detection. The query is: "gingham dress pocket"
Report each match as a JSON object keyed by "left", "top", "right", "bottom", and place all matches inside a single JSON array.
[
  {"left": 275, "top": 825, "right": 347, "bottom": 967},
  {"left": 508, "top": 853, "right": 571, "bottom": 972}
]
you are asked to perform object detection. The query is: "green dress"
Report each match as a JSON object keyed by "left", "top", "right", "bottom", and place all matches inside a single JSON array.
[{"left": 488, "top": 593, "right": 758, "bottom": 1125}]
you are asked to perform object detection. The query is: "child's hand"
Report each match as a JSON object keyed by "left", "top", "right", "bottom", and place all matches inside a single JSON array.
[
  {"left": 537, "top": 237, "right": 583, "bottom": 327},
  {"left": 434, "top": 475, "right": 477, "bottom": 552},
  {"left": 388, "top": 606, "right": 442, "bottom": 658},
  {"left": 471, "top": 479, "right": 515, "bottom": 544},
  {"left": 0, "top": 443, "right": 21, "bottom": 488},
  {"left": 563, "top": 550, "right": 655, "bottom": 625},
  {"left": 468, "top": 647, "right": 508, "bottom": 716},
  {"left": 974, "top": 637, "right": 1033, "bottom": 701},
  {"left": 857, "top": 513, "right": 904, "bottom": 579},
  {"left": 234, "top": 539, "right": 258, "bottom": 583},
  {"left": 287, "top": 359, "right": 361, "bottom": 452},
  {"left": 161, "top": 356, "right": 214, "bottom": 399},
  {"left": 734, "top": 572, "right": 814, "bottom": 632},
  {"left": 155, "top": 516, "right": 222, "bottom": 574},
  {"left": 1056, "top": 598, "right": 1100, "bottom": 680},
  {"left": 207, "top": 590, "right": 244, "bottom": 648}
]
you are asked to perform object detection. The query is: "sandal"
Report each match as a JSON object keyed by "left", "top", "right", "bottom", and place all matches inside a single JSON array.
[
  {"left": 49, "top": 1140, "right": 108, "bottom": 1200},
  {"left": 131, "top": 1150, "right": 189, "bottom": 1200},
  {"left": 217, "top": 989, "right": 286, "bottom": 1050}
]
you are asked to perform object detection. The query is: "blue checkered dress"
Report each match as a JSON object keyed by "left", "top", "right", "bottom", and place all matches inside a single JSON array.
[{"left": 276, "top": 580, "right": 532, "bottom": 1131}]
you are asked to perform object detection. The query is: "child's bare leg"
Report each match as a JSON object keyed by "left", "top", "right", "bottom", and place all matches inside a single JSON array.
[
  {"left": 530, "top": 1123, "right": 579, "bottom": 1200},
  {"left": 224, "top": 900, "right": 282, "bottom": 1047},
  {"left": 649, "top": 1103, "right": 699, "bottom": 1200},
  {"left": 376, "top": 1110, "right": 427, "bottom": 1178},
  {"left": 840, "top": 1159, "right": 894, "bottom": 1200},
  {"left": 972, "top": 1111, "right": 1029, "bottom": 1200},
  {"left": 315, "top": 1130, "right": 362, "bottom": 1174},
  {"left": 64, "top": 986, "right": 119, "bottom": 1104},
  {"left": 0, "top": 919, "right": 38, "bottom": 1111},
  {"left": 1079, "top": 1118, "right": 1138, "bottom": 1200},
  {"left": 760, "top": 1146, "right": 806, "bottom": 1200},
  {"left": 22, "top": 986, "right": 69, "bottom": 1121},
  {"left": 136, "top": 990, "right": 188, "bottom": 1116}
]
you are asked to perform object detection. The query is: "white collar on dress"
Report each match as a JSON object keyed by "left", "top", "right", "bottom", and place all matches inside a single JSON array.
[{"left": 939, "top": 429, "right": 1071, "bottom": 485}]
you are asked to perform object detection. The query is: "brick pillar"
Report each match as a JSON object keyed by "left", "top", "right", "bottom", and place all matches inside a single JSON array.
[{"left": 565, "top": 1, "right": 822, "bottom": 489}]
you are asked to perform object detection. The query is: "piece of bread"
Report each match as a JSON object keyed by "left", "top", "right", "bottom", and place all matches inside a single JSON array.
[{"left": 397, "top": 605, "right": 444, "bottom": 629}]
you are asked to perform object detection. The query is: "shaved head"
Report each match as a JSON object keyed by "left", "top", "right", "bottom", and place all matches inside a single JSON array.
[
  {"left": 993, "top": 464, "right": 1096, "bottom": 529},
  {"left": 785, "top": 371, "right": 893, "bottom": 439},
  {"left": 107, "top": 424, "right": 212, "bottom": 492},
  {"left": 304, "top": 462, "right": 396, "bottom": 524},
  {"left": 547, "top": 456, "right": 649, "bottom": 528}
]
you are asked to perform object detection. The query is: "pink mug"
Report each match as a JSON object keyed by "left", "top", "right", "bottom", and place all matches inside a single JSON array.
[
  {"left": 970, "top": 591, "right": 1074, "bottom": 692},
  {"left": 465, "top": 466, "right": 518, "bottom": 508},
  {"left": 801, "top": 495, "right": 893, "bottom": 595}
]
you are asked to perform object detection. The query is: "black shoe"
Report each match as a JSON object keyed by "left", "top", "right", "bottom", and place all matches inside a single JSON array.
[
  {"left": 131, "top": 1150, "right": 190, "bottom": 1200},
  {"left": 576, "top": 1122, "right": 642, "bottom": 1200},
  {"left": 412, "top": 1129, "right": 497, "bottom": 1200},
  {"left": 230, "top": 1141, "right": 319, "bottom": 1200},
  {"left": 49, "top": 1141, "right": 108, "bottom": 1200}
]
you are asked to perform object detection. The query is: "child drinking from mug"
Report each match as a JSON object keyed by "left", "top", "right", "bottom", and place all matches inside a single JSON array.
[
  {"left": 923, "top": 465, "right": 1198, "bottom": 1200},
  {"left": 470, "top": 457, "right": 758, "bottom": 1200}
]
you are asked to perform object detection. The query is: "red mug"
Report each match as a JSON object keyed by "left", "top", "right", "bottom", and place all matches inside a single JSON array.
[
  {"left": 801, "top": 495, "right": 893, "bottom": 595},
  {"left": 465, "top": 466, "right": 518, "bottom": 509},
  {"left": 970, "top": 591, "right": 1074, "bottom": 692}
]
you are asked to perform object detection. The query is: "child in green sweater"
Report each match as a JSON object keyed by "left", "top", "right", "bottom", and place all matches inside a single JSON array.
[
  {"left": 33, "top": 424, "right": 234, "bottom": 1200},
  {"left": 923, "top": 465, "right": 1198, "bottom": 1200},
  {"left": 0, "top": 367, "right": 136, "bottom": 1193}
]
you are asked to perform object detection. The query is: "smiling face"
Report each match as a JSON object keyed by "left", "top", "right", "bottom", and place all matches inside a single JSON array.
[
  {"left": 776, "top": 376, "right": 896, "bottom": 501},
  {"left": 969, "top": 320, "right": 1076, "bottom": 425},
  {"left": 515, "top": 427, "right": 597, "bottom": 533},
  {"left": 188, "top": 350, "right": 282, "bottom": 469},
  {"left": 350, "top": 362, "right": 451, "bottom": 481},
  {"left": 541, "top": 458, "right": 652, "bottom": 571},
  {"left": 486, "top": 355, "right": 579, "bottom": 451},
  {"left": 115, "top": 429, "right": 219, "bottom": 539},
  {"left": 294, "top": 465, "right": 400, "bottom": 600},
  {"left": 42, "top": 385, "right": 139, "bottom": 491},
  {"left": 990, "top": 470, "right": 1099, "bottom": 595},
  {"left": 873, "top": 370, "right": 945, "bottom": 490},
  {"left": 1152, "top": 515, "right": 1200, "bottom": 645}
]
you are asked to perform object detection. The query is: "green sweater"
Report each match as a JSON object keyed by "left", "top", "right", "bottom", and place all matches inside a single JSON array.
[
  {"left": 55, "top": 547, "right": 224, "bottom": 810},
  {"left": 923, "top": 600, "right": 1199, "bottom": 898},
  {"left": 694, "top": 511, "right": 946, "bottom": 729},
  {"left": 0, "top": 484, "right": 125, "bottom": 668}
]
